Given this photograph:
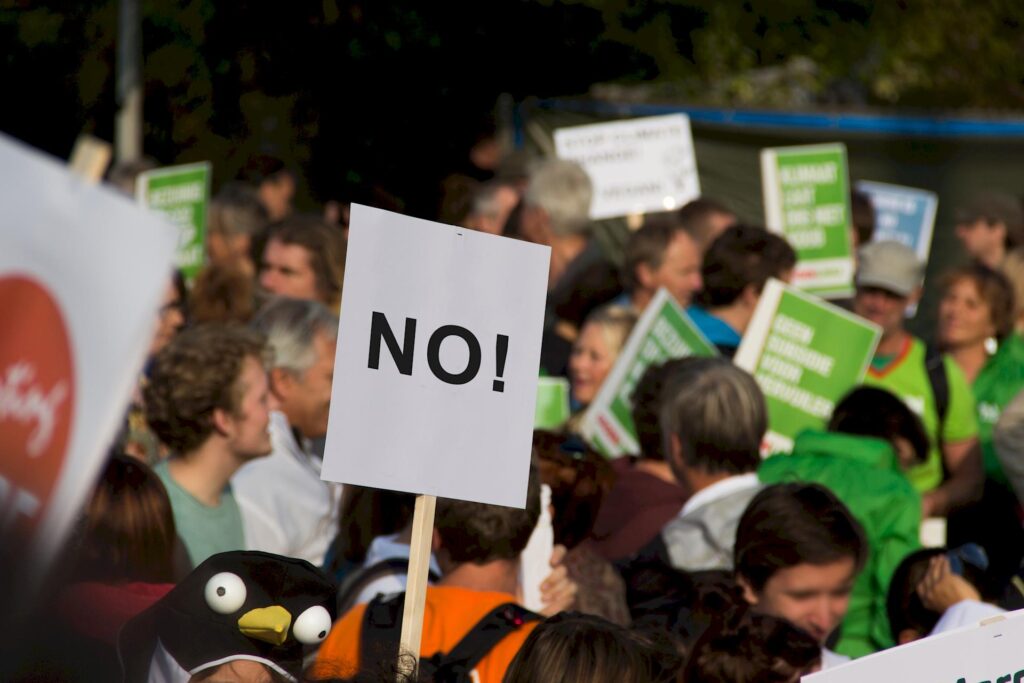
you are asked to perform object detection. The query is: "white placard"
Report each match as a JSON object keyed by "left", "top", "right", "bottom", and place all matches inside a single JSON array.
[
  {"left": 804, "top": 608, "right": 1024, "bottom": 682},
  {"left": 0, "top": 133, "right": 178, "bottom": 585},
  {"left": 554, "top": 114, "right": 700, "bottom": 220},
  {"left": 321, "top": 205, "right": 550, "bottom": 508}
]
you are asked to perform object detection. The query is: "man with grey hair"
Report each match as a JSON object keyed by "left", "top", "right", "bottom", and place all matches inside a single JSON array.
[
  {"left": 522, "top": 158, "right": 621, "bottom": 375},
  {"left": 632, "top": 357, "right": 766, "bottom": 572},
  {"left": 232, "top": 296, "right": 342, "bottom": 565},
  {"left": 464, "top": 179, "right": 519, "bottom": 235}
]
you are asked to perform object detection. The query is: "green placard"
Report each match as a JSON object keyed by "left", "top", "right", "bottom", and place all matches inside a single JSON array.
[
  {"left": 735, "top": 279, "right": 880, "bottom": 454},
  {"left": 581, "top": 288, "right": 718, "bottom": 457},
  {"left": 761, "top": 143, "right": 854, "bottom": 299},
  {"left": 534, "top": 377, "right": 571, "bottom": 430},
  {"left": 136, "top": 162, "right": 211, "bottom": 282}
]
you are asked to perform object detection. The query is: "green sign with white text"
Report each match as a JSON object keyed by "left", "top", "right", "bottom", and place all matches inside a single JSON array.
[
  {"left": 735, "top": 279, "right": 880, "bottom": 455},
  {"left": 761, "top": 143, "right": 854, "bottom": 299},
  {"left": 137, "top": 162, "right": 211, "bottom": 282},
  {"left": 581, "top": 289, "right": 718, "bottom": 457}
]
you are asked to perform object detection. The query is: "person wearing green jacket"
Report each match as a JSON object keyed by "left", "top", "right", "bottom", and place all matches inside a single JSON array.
[{"left": 759, "top": 387, "right": 928, "bottom": 658}]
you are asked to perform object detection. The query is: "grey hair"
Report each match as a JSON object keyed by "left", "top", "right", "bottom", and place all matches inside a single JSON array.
[
  {"left": 523, "top": 159, "right": 593, "bottom": 236},
  {"left": 658, "top": 357, "right": 766, "bottom": 476},
  {"left": 250, "top": 296, "right": 338, "bottom": 374},
  {"left": 470, "top": 180, "right": 513, "bottom": 219}
]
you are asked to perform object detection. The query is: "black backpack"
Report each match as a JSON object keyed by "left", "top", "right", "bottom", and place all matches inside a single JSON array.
[
  {"left": 924, "top": 344, "right": 950, "bottom": 449},
  {"left": 358, "top": 591, "right": 541, "bottom": 682}
]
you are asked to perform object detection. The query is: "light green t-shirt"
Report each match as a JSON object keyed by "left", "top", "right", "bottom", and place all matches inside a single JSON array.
[
  {"left": 863, "top": 337, "right": 979, "bottom": 492},
  {"left": 155, "top": 459, "right": 246, "bottom": 568}
]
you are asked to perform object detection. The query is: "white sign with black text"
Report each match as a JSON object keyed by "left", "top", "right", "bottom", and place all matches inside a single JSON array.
[{"left": 321, "top": 205, "right": 550, "bottom": 508}]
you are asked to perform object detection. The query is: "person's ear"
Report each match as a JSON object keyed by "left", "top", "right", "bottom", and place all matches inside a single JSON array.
[
  {"left": 269, "top": 367, "right": 295, "bottom": 401},
  {"left": 211, "top": 406, "right": 234, "bottom": 437},
  {"left": 736, "top": 574, "right": 759, "bottom": 606},
  {"left": 636, "top": 262, "right": 657, "bottom": 292},
  {"left": 741, "top": 283, "right": 761, "bottom": 309}
]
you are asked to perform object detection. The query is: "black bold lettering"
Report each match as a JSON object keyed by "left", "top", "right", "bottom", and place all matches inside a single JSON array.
[
  {"left": 368, "top": 312, "right": 416, "bottom": 375},
  {"left": 427, "top": 325, "right": 481, "bottom": 385}
]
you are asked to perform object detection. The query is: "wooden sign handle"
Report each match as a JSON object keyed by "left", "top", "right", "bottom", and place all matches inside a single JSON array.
[{"left": 397, "top": 494, "right": 437, "bottom": 679}]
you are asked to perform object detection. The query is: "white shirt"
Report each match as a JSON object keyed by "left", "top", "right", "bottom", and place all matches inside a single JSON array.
[
  {"left": 232, "top": 411, "right": 342, "bottom": 566},
  {"left": 930, "top": 599, "right": 1006, "bottom": 635},
  {"left": 679, "top": 472, "right": 760, "bottom": 517}
]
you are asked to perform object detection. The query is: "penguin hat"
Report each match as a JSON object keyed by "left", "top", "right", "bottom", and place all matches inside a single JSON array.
[{"left": 119, "top": 551, "right": 337, "bottom": 682}]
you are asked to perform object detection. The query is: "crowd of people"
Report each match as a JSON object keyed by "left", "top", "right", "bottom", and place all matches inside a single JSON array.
[{"left": 15, "top": 140, "right": 1024, "bottom": 683}]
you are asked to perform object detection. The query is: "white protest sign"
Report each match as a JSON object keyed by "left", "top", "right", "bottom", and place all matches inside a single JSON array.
[
  {"left": 0, "top": 133, "right": 177, "bottom": 590},
  {"left": 804, "top": 608, "right": 1024, "bottom": 683},
  {"left": 322, "top": 204, "right": 550, "bottom": 508},
  {"left": 554, "top": 114, "right": 700, "bottom": 220}
]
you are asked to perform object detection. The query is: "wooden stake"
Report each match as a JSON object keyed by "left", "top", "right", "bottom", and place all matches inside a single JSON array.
[
  {"left": 397, "top": 494, "right": 436, "bottom": 679},
  {"left": 68, "top": 135, "right": 112, "bottom": 184}
]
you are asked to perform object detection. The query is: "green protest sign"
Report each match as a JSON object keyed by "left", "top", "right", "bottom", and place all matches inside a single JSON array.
[
  {"left": 534, "top": 377, "right": 571, "bottom": 430},
  {"left": 581, "top": 288, "right": 717, "bottom": 457},
  {"left": 761, "top": 143, "right": 854, "bottom": 299},
  {"left": 734, "top": 279, "right": 880, "bottom": 455},
  {"left": 136, "top": 162, "right": 211, "bottom": 282}
]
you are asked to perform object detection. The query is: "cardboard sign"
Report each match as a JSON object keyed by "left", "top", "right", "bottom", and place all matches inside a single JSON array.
[
  {"left": 580, "top": 289, "right": 718, "bottom": 457},
  {"left": 804, "top": 608, "right": 1024, "bottom": 683},
  {"left": 137, "top": 162, "right": 211, "bottom": 282},
  {"left": 321, "top": 204, "right": 550, "bottom": 508},
  {"left": 762, "top": 144, "right": 854, "bottom": 299},
  {"left": 554, "top": 114, "right": 700, "bottom": 220},
  {"left": 0, "top": 133, "right": 177, "bottom": 590},
  {"left": 535, "top": 377, "right": 571, "bottom": 430},
  {"left": 735, "top": 279, "right": 880, "bottom": 454},
  {"left": 856, "top": 180, "right": 938, "bottom": 262}
]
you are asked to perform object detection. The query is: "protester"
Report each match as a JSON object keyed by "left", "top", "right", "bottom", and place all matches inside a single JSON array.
[
  {"left": 567, "top": 304, "right": 638, "bottom": 414},
  {"left": 589, "top": 360, "right": 687, "bottom": 564},
  {"left": 502, "top": 612, "right": 679, "bottom": 683},
  {"left": 759, "top": 386, "right": 926, "bottom": 656},
  {"left": 189, "top": 263, "right": 260, "bottom": 324},
  {"left": 232, "top": 297, "right": 343, "bottom": 566},
  {"left": 533, "top": 431, "right": 630, "bottom": 625},
  {"left": 245, "top": 154, "right": 297, "bottom": 222},
  {"left": 144, "top": 323, "right": 273, "bottom": 567},
  {"left": 681, "top": 609, "right": 822, "bottom": 683},
  {"left": 465, "top": 179, "right": 519, "bottom": 235},
  {"left": 207, "top": 181, "right": 269, "bottom": 276},
  {"left": 849, "top": 189, "right": 876, "bottom": 251},
  {"left": 259, "top": 215, "right": 347, "bottom": 312},
  {"left": 935, "top": 263, "right": 1024, "bottom": 592},
  {"left": 676, "top": 197, "right": 737, "bottom": 253},
  {"left": 521, "top": 159, "right": 620, "bottom": 375},
  {"left": 619, "top": 220, "right": 703, "bottom": 312},
  {"left": 636, "top": 357, "right": 765, "bottom": 573},
  {"left": 688, "top": 225, "right": 797, "bottom": 357},
  {"left": 312, "top": 469, "right": 544, "bottom": 683},
  {"left": 855, "top": 240, "right": 983, "bottom": 516},
  {"left": 954, "top": 191, "right": 1024, "bottom": 270},
  {"left": 734, "top": 483, "right": 867, "bottom": 668}
]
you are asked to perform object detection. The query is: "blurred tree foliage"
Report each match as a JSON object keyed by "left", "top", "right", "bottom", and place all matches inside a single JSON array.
[{"left": 1, "top": 1, "right": 1022, "bottom": 216}]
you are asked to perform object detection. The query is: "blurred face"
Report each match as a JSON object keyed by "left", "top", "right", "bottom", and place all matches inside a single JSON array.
[
  {"left": 149, "top": 281, "right": 185, "bottom": 357},
  {"left": 853, "top": 286, "right": 909, "bottom": 337},
  {"left": 225, "top": 355, "right": 273, "bottom": 461},
  {"left": 476, "top": 186, "right": 520, "bottom": 235},
  {"left": 939, "top": 277, "right": 996, "bottom": 350},
  {"left": 645, "top": 232, "right": 703, "bottom": 307},
  {"left": 742, "top": 558, "right": 856, "bottom": 645},
  {"left": 569, "top": 322, "right": 615, "bottom": 406},
  {"left": 260, "top": 239, "right": 319, "bottom": 301},
  {"left": 260, "top": 174, "right": 295, "bottom": 222},
  {"left": 277, "top": 332, "right": 336, "bottom": 439},
  {"left": 955, "top": 218, "right": 1003, "bottom": 261}
]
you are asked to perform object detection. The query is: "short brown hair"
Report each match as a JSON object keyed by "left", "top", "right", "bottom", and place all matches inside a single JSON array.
[
  {"left": 434, "top": 466, "right": 540, "bottom": 564},
  {"left": 144, "top": 324, "right": 268, "bottom": 454},
  {"left": 189, "top": 264, "right": 257, "bottom": 324},
  {"left": 265, "top": 215, "right": 347, "bottom": 309},
  {"left": 941, "top": 263, "right": 1016, "bottom": 341},
  {"left": 622, "top": 221, "right": 690, "bottom": 292}
]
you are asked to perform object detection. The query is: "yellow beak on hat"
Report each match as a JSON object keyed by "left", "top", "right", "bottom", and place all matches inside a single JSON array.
[{"left": 237, "top": 605, "right": 292, "bottom": 646}]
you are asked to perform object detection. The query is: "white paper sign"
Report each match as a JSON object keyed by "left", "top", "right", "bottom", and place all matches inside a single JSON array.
[
  {"left": 554, "top": 114, "right": 700, "bottom": 220},
  {"left": 804, "top": 608, "right": 1024, "bottom": 682},
  {"left": 322, "top": 205, "right": 550, "bottom": 508},
  {"left": 0, "top": 133, "right": 178, "bottom": 589}
]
